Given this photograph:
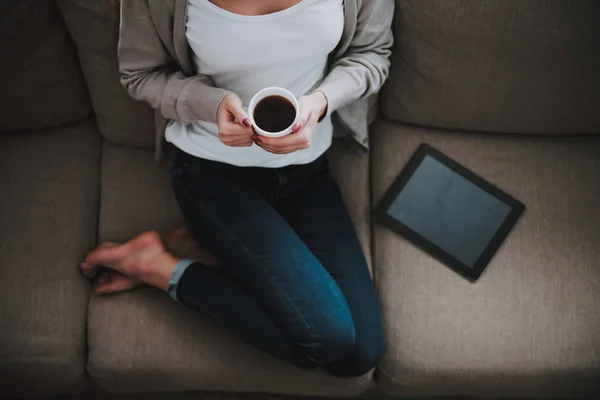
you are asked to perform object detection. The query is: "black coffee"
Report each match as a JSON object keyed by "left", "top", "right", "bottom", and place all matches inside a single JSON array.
[{"left": 253, "top": 95, "right": 296, "bottom": 133}]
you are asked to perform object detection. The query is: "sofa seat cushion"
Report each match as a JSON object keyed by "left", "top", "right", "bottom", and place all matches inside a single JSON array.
[
  {"left": 382, "top": 0, "right": 600, "bottom": 134},
  {"left": 371, "top": 120, "right": 600, "bottom": 399},
  {"left": 0, "top": 120, "right": 101, "bottom": 396},
  {"left": 58, "top": 0, "right": 156, "bottom": 149},
  {"left": 0, "top": 0, "right": 91, "bottom": 132},
  {"left": 87, "top": 140, "right": 373, "bottom": 395}
]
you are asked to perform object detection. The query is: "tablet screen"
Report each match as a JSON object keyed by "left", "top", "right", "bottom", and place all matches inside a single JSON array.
[{"left": 386, "top": 155, "right": 513, "bottom": 269}]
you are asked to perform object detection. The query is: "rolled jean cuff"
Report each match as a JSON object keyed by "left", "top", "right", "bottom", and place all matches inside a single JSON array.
[{"left": 168, "top": 259, "right": 195, "bottom": 302}]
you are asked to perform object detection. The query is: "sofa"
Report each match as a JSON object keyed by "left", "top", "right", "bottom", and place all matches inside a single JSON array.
[{"left": 0, "top": 0, "right": 598, "bottom": 398}]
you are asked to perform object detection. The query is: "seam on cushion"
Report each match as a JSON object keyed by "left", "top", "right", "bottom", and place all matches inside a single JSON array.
[
  {"left": 176, "top": 182, "right": 318, "bottom": 357},
  {"left": 84, "top": 128, "right": 103, "bottom": 387},
  {"left": 379, "top": 366, "right": 435, "bottom": 388},
  {"left": 368, "top": 137, "right": 377, "bottom": 284},
  {"left": 0, "top": 114, "right": 96, "bottom": 134}
]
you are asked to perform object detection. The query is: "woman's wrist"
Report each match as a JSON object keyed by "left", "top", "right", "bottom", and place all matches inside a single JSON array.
[{"left": 311, "top": 90, "right": 329, "bottom": 121}]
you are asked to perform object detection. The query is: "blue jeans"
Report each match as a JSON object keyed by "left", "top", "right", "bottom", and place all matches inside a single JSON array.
[{"left": 170, "top": 150, "right": 383, "bottom": 377}]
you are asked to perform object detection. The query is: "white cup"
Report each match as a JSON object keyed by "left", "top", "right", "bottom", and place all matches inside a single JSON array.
[{"left": 248, "top": 87, "right": 299, "bottom": 138}]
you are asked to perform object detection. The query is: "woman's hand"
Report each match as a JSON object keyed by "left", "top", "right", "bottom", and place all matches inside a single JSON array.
[
  {"left": 256, "top": 91, "right": 328, "bottom": 155},
  {"left": 217, "top": 93, "right": 254, "bottom": 147}
]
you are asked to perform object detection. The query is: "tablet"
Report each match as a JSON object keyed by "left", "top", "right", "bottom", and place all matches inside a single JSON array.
[{"left": 375, "top": 144, "right": 525, "bottom": 282}]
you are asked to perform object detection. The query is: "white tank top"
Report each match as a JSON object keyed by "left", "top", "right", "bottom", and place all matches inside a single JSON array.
[{"left": 165, "top": 0, "right": 344, "bottom": 168}]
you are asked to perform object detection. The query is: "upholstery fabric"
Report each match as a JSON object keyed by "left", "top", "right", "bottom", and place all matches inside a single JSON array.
[
  {"left": 371, "top": 120, "right": 600, "bottom": 398},
  {"left": 87, "top": 140, "right": 372, "bottom": 395},
  {"left": 0, "top": 0, "right": 91, "bottom": 132},
  {"left": 58, "top": 0, "right": 156, "bottom": 148},
  {"left": 0, "top": 120, "right": 101, "bottom": 396},
  {"left": 382, "top": 0, "right": 600, "bottom": 135},
  {"left": 326, "top": 139, "right": 373, "bottom": 272},
  {"left": 97, "top": 144, "right": 181, "bottom": 243}
]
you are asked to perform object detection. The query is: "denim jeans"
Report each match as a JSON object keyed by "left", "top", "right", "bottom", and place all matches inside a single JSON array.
[{"left": 170, "top": 150, "right": 383, "bottom": 377}]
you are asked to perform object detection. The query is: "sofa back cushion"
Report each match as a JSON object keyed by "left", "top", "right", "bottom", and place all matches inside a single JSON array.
[
  {"left": 0, "top": 0, "right": 92, "bottom": 132},
  {"left": 58, "top": 0, "right": 156, "bottom": 148},
  {"left": 382, "top": 0, "right": 600, "bottom": 134}
]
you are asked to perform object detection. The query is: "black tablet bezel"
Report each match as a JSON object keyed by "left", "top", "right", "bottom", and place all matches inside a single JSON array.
[{"left": 375, "top": 143, "right": 525, "bottom": 282}]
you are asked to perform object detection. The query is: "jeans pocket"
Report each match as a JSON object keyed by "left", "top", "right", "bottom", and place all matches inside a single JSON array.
[
  {"left": 171, "top": 151, "right": 202, "bottom": 177},
  {"left": 171, "top": 161, "right": 198, "bottom": 177}
]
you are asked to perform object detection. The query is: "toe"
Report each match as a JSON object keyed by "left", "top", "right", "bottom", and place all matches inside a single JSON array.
[
  {"left": 95, "top": 272, "right": 139, "bottom": 295},
  {"left": 81, "top": 243, "right": 122, "bottom": 278},
  {"left": 96, "top": 271, "right": 110, "bottom": 284},
  {"left": 96, "top": 277, "right": 135, "bottom": 295},
  {"left": 85, "top": 244, "right": 127, "bottom": 267},
  {"left": 80, "top": 261, "right": 98, "bottom": 278}
]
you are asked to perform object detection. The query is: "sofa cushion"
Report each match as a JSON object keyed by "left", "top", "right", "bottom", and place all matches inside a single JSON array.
[
  {"left": 97, "top": 144, "right": 181, "bottom": 243},
  {"left": 0, "top": 119, "right": 101, "bottom": 396},
  {"left": 87, "top": 141, "right": 372, "bottom": 395},
  {"left": 0, "top": 0, "right": 91, "bottom": 132},
  {"left": 326, "top": 140, "right": 373, "bottom": 271},
  {"left": 371, "top": 120, "right": 600, "bottom": 398},
  {"left": 382, "top": 0, "right": 600, "bottom": 134},
  {"left": 58, "top": 0, "right": 156, "bottom": 149}
]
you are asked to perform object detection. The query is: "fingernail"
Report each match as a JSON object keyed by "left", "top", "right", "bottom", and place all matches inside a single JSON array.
[
  {"left": 243, "top": 118, "right": 251, "bottom": 127},
  {"left": 292, "top": 124, "right": 301, "bottom": 132}
]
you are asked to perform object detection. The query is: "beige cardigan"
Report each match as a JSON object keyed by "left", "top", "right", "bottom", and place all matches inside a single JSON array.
[{"left": 118, "top": 0, "right": 394, "bottom": 161}]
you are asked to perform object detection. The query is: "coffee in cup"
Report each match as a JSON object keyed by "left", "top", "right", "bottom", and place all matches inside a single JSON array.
[{"left": 248, "top": 87, "right": 299, "bottom": 137}]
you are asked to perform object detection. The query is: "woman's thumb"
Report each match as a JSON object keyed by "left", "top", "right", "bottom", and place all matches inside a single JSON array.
[
  {"left": 293, "top": 105, "right": 311, "bottom": 133},
  {"left": 229, "top": 101, "right": 251, "bottom": 128}
]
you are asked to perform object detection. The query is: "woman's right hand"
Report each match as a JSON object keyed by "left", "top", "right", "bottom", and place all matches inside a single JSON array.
[{"left": 216, "top": 93, "right": 254, "bottom": 147}]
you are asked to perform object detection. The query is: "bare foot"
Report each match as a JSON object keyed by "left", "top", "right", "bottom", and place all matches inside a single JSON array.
[
  {"left": 94, "top": 270, "right": 141, "bottom": 295},
  {"left": 83, "top": 231, "right": 179, "bottom": 291},
  {"left": 165, "top": 223, "right": 219, "bottom": 267}
]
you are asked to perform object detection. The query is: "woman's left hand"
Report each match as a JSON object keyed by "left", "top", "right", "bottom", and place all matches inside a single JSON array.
[{"left": 255, "top": 91, "right": 328, "bottom": 155}]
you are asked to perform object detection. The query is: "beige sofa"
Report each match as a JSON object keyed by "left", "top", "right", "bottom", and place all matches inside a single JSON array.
[{"left": 0, "top": 0, "right": 598, "bottom": 398}]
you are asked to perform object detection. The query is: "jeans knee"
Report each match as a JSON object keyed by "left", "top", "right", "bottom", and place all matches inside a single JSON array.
[
  {"left": 306, "top": 314, "right": 356, "bottom": 364},
  {"left": 351, "top": 339, "right": 384, "bottom": 376},
  {"left": 324, "top": 333, "right": 384, "bottom": 378}
]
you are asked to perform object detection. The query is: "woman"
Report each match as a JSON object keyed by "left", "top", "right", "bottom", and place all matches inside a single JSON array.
[{"left": 82, "top": 0, "right": 394, "bottom": 377}]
